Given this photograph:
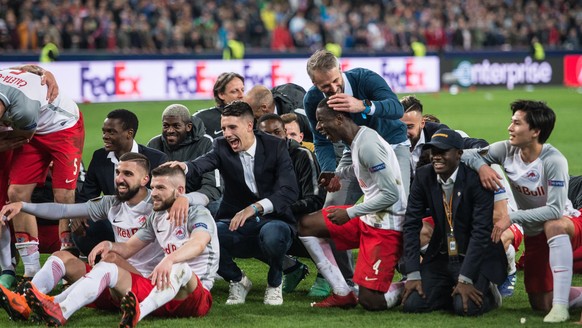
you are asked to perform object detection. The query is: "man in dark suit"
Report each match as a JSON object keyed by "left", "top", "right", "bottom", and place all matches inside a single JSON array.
[
  {"left": 72, "top": 109, "right": 168, "bottom": 256},
  {"left": 402, "top": 129, "right": 506, "bottom": 316},
  {"left": 168, "top": 101, "right": 298, "bottom": 306}
]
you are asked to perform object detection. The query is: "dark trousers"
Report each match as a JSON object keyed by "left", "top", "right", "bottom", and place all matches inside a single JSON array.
[
  {"left": 403, "top": 254, "right": 497, "bottom": 316},
  {"left": 72, "top": 219, "right": 115, "bottom": 256},
  {"left": 217, "top": 219, "right": 293, "bottom": 287}
]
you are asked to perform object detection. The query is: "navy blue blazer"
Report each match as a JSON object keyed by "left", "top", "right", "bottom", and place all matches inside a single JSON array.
[
  {"left": 77, "top": 144, "right": 168, "bottom": 202},
  {"left": 186, "top": 132, "right": 299, "bottom": 226},
  {"left": 403, "top": 162, "right": 507, "bottom": 284}
]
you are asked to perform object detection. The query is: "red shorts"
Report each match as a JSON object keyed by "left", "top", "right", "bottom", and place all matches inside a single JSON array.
[
  {"left": 37, "top": 224, "right": 60, "bottom": 254},
  {"left": 524, "top": 214, "right": 582, "bottom": 293},
  {"left": 0, "top": 150, "right": 12, "bottom": 206},
  {"left": 322, "top": 206, "right": 402, "bottom": 293},
  {"left": 9, "top": 114, "right": 84, "bottom": 189},
  {"left": 82, "top": 263, "right": 119, "bottom": 310},
  {"left": 508, "top": 223, "right": 524, "bottom": 251},
  {"left": 129, "top": 272, "right": 212, "bottom": 317}
]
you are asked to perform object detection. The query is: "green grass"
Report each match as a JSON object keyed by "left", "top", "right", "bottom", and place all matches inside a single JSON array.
[{"left": 3, "top": 86, "right": 581, "bottom": 327}]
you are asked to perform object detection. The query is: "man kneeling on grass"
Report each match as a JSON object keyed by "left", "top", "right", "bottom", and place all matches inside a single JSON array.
[{"left": 25, "top": 165, "right": 219, "bottom": 327}]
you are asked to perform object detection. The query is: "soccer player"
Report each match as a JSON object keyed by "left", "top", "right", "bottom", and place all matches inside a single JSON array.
[
  {"left": 462, "top": 100, "right": 582, "bottom": 322},
  {"left": 0, "top": 153, "right": 164, "bottom": 321},
  {"left": 0, "top": 68, "right": 84, "bottom": 280},
  {"left": 299, "top": 99, "right": 406, "bottom": 310},
  {"left": 23, "top": 165, "right": 218, "bottom": 327}
]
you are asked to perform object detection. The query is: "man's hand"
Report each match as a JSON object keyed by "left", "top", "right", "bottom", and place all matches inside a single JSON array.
[
  {"left": 0, "top": 136, "right": 29, "bottom": 152},
  {"left": 0, "top": 202, "right": 23, "bottom": 224},
  {"left": 451, "top": 282, "right": 483, "bottom": 313},
  {"left": 149, "top": 257, "right": 174, "bottom": 290},
  {"left": 70, "top": 218, "right": 89, "bottom": 236},
  {"left": 162, "top": 161, "right": 187, "bottom": 171},
  {"left": 320, "top": 175, "right": 341, "bottom": 192},
  {"left": 229, "top": 205, "right": 256, "bottom": 231},
  {"left": 326, "top": 207, "right": 350, "bottom": 225},
  {"left": 478, "top": 165, "right": 503, "bottom": 191},
  {"left": 168, "top": 195, "right": 189, "bottom": 227},
  {"left": 491, "top": 214, "right": 511, "bottom": 243},
  {"left": 41, "top": 70, "right": 59, "bottom": 103},
  {"left": 402, "top": 280, "right": 424, "bottom": 305},
  {"left": 88, "top": 241, "right": 112, "bottom": 266},
  {"left": 327, "top": 94, "right": 365, "bottom": 113}
]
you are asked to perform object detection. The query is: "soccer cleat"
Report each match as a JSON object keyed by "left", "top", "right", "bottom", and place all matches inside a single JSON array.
[
  {"left": 25, "top": 281, "right": 65, "bottom": 327},
  {"left": 489, "top": 282, "right": 503, "bottom": 310},
  {"left": 119, "top": 291, "right": 140, "bottom": 328},
  {"left": 282, "top": 262, "right": 309, "bottom": 293},
  {"left": 226, "top": 275, "right": 253, "bottom": 305},
  {"left": 0, "top": 273, "right": 16, "bottom": 289},
  {"left": 14, "top": 276, "right": 32, "bottom": 295},
  {"left": 311, "top": 291, "right": 358, "bottom": 309},
  {"left": 346, "top": 279, "right": 359, "bottom": 297},
  {"left": 307, "top": 276, "right": 331, "bottom": 298},
  {"left": 497, "top": 273, "right": 517, "bottom": 297},
  {"left": 0, "top": 284, "right": 30, "bottom": 321},
  {"left": 543, "top": 303, "right": 569, "bottom": 323},
  {"left": 385, "top": 282, "right": 405, "bottom": 308},
  {"left": 264, "top": 284, "right": 283, "bottom": 306}
]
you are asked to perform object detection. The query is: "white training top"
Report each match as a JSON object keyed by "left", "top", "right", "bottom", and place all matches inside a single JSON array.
[
  {"left": 0, "top": 69, "right": 79, "bottom": 135},
  {"left": 337, "top": 126, "right": 407, "bottom": 231},
  {"left": 86, "top": 191, "right": 165, "bottom": 276},
  {"left": 135, "top": 204, "right": 219, "bottom": 291},
  {"left": 463, "top": 141, "right": 580, "bottom": 235}
]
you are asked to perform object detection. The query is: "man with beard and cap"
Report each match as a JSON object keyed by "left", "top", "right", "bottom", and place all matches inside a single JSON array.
[
  {"left": 72, "top": 109, "right": 168, "bottom": 257},
  {"left": 147, "top": 104, "right": 222, "bottom": 213},
  {"left": 0, "top": 153, "right": 164, "bottom": 322}
]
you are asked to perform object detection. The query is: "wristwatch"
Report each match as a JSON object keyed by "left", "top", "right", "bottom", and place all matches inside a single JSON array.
[{"left": 362, "top": 99, "right": 372, "bottom": 119}]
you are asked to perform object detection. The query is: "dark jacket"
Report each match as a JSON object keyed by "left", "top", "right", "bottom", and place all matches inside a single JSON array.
[
  {"left": 147, "top": 116, "right": 221, "bottom": 201},
  {"left": 186, "top": 132, "right": 299, "bottom": 227},
  {"left": 287, "top": 139, "right": 325, "bottom": 217},
  {"left": 403, "top": 162, "right": 507, "bottom": 285},
  {"left": 77, "top": 144, "right": 168, "bottom": 202},
  {"left": 192, "top": 106, "right": 223, "bottom": 139}
]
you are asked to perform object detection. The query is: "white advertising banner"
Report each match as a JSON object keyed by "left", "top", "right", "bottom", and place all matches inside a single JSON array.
[{"left": 2, "top": 56, "right": 440, "bottom": 103}]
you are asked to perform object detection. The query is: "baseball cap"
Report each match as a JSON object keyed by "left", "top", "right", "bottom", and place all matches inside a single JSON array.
[{"left": 424, "top": 128, "right": 463, "bottom": 150}]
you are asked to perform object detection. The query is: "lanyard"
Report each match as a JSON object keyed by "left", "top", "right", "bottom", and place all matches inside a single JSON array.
[{"left": 442, "top": 191, "right": 453, "bottom": 233}]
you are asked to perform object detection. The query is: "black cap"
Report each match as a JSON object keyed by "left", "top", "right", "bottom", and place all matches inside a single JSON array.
[{"left": 424, "top": 128, "right": 463, "bottom": 150}]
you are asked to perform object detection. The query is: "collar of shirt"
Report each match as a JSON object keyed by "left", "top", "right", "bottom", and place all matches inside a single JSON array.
[
  {"left": 342, "top": 72, "right": 353, "bottom": 96},
  {"left": 437, "top": 166, "right": 460, "bottom": 186},
  {"left": 107, "top": 140, "right": 139, "bottom": 165}
]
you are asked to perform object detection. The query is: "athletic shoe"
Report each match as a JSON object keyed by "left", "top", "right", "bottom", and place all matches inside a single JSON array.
[
  {"left": 311, "top": 291, "right": 358, "bottom": 309},
  {"left": 264, "top": 284, "right": 283, "bottom": 305},
  {"left": 385, "top": 282, "right": 404, "bottom": 308},
  {"left": 0, "top": 284, "right": 30, "bottom": 321},
  {"left": 226, "top": 275, "right": 253, "bottom": 305},
  {"left": 119, "top": 291, "right": 140, "bottom": 328},
  {"left": 25, "top": 281, "right": 65, "bottom": 327},
  {"left": 282, "top": 262, "right": 309, "bottom": 293},
  {"left": 346, "top": 279, "right": 359, "bottom": 297},
  {"left": 0, "top": 273, "right": 16, "bottom": 289},
  {"left": 14, "top": 276, "right": 32, "bottom": 295},
  {"left": 307, "top": 276, "right": 331, "bottom": 298},
  {"left": 497, "top": 273, "right": 517, "bottom": 297},
  {"left": 543, "top": 303, "right": 569, "bottom": 323},
  {"left": 489, "top": 282, "right": 502, "bottom": 310}
]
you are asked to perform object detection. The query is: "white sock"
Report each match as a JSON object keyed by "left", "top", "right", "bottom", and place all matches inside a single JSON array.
[
  {"left": 31, "top": 256, "right": 66, "bottom": 294},
  {"left": 15, "top": 241, "right": 41, "bottom": 277},
  {"left": 282, "top": 256, "right": 297, "bottom": 271},
  {"left": 0, "top": 226, "right": 14, "bottom": 272},
  {"left": 419, "top": 243, "right": 429, "bottom": 255},
  {"left": 139, "top": 263, "right": 192, "bottom": 321},
  {"left": 54, "top": 278, "right": 84, "bottom": 304},
  {"left": 384, "top": 281, "right": 404, "bottom": 308},
  {"left": 548, "top": 234, "right": 572, "bottom": 306},
  {"left": 299, "top": 236, "right": 350, "bottom": 296},
  {"left": 506, "top": 244, "right": 517, "bottom": 275},
  {"left": 58, "top": 262, "right": 119, "bottom": 319},
  {"left": 569, "top": 287, "right": 582, "bottom": 308}
]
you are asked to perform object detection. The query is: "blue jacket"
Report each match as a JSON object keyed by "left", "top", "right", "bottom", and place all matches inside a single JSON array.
[{"left": 304, "top": 67, "right": 407, "bottom": 171}]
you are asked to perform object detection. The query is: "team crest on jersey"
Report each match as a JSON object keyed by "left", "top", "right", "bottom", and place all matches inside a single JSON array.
[
  {"left": 524, "top": 170, "right": 540, "bottom": 182},
  {"left": 138, "top": 216, "right": 146, "bottom": 225},
  {"left": 173, "top": 226, "right": 186, "bottom": 240},
  {"left": 548, "top": 179, "right": 565, "bottom": 187}
]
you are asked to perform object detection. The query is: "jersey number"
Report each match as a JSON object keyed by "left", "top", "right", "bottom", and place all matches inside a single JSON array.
[{"left": 372, "top": 259, "right": 382, "bottom": 275}]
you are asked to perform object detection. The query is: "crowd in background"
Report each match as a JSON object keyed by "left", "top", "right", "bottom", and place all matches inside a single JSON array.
[{"left": 0, "top": 0, "right": 581, "bottom": 55}]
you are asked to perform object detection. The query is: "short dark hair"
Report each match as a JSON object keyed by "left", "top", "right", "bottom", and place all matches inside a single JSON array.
[
  {"left": 151, "top": 165, "right": 186, "bottom": 181},
  {"left": 423, "top": 113, "right": 441, "bottom": 123},
  {"left": 257, "top": 113, "right": 283, "bottom": 126},
  {"left": 222, "top": 100, "right": 254, "bottom": 121},
  {"left": 401, "top": 95, "right": 423, "bottom": 114},
  {"left": 316, "top": 98, "right": 350, "bottom": 120},
  {"left": 213, "top": 72, "right": 244, "bottom": 107},
  {"left": 510, "top": 100, "right": 556, "bottom": 144},
  {"left": 119, "top": 152, "right": 150, "bottom": 173},
  {"left": 107, "top": 109, "right": 139, "bottom": 137}
]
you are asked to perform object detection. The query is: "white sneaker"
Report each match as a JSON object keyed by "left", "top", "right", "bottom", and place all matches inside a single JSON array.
[
  {"left": 264, "top": 284, "right": 283, "bottom": 305},
  {"left": 226, "top": 275, "right": 252, "bottom": 305},
  {"left": 489, "top": 282, "right": 502, "bottom": 310},
  {"left": 385, "top": 281, "right": 405, "bottom": 308},
  {"left": 543, "top": 303, "right": 570, "bottom": 323}
]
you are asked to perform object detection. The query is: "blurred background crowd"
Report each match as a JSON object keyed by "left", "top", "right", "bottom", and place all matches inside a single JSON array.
[{"left": 1, "top": 0, "right": 581, "bottom": 55}]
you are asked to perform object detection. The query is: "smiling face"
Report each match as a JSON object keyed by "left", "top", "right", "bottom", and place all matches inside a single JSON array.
[
  {"left": 315, "top": 106, "right": 341, "bottom": 142},
  {"left": 221, "top": 114, "right": 255, "bottom": 152},
  {"left": 285, "top": 121, "right": 304, "bottom": 143},
  {"left": 429, "top": 147, "right": 462, "bottom": 181},
  {"left": 150, "top": 175, "right": 178, "bottom": 211},
  {"left": 218, "top": 77, "right": 245, "bottom": 106},
  {"left": 102, "top": 118, "right": 133, "bottom": 155},
  {"left": 508, "top": 110, "right": 539, "bottom": 148},
  {"left": 311, "top": 67, "right": 344, "bottom": 97},
  {"left": 401, "top": 110, "right": 425, "bottom": 147},
  {"left": 162, "top": 115, "right": 192, "bottom": 148},
  {"left": 114, "top": 161, "right": 148, "bottom": 202},
  {"left": 258, "top": 119, "right": 286, "bottom": 140}
]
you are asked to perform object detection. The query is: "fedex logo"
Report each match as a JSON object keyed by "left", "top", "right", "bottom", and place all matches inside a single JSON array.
[
  {"left": 166, "top": 64, "right": 197, "bottom": 96},
  {"left": 81, "top": 63, "right": 141, "bottom": 99},
  {"left": 243, "top": 62, "right": 293, "bottom": 88},
  {"left": 380, "top": 58, "right": 425, "bottom": 91}
]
